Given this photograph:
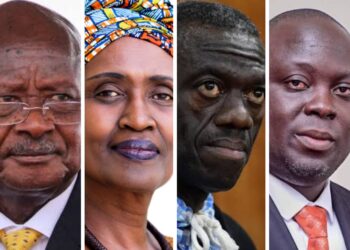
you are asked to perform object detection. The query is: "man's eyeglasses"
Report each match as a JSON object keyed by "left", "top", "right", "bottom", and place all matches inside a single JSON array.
[{"left": 0, "top": 101, "right": 80, "bottom": 126}]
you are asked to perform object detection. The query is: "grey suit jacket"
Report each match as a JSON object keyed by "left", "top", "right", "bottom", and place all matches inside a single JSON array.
[{"left": 270, "top": 182, "right": 350, "bottom": 250}]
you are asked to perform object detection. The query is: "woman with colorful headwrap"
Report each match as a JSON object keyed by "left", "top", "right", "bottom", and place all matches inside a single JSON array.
[{"left": 85, "top": 0, "right": 173, "bottom": 249}]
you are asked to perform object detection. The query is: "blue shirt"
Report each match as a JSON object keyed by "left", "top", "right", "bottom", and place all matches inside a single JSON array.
[{"left": 177, "top": 194, "right": 221, "bottom": 250}]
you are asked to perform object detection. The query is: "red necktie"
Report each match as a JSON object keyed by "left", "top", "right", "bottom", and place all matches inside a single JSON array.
[{"left": 294, "top": 205, "right": 329, "bottom": 250}]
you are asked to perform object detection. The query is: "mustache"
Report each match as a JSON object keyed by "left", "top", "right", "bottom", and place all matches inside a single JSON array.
[{"left": 6, "top": 139, "right": 58, "bottom": 156}]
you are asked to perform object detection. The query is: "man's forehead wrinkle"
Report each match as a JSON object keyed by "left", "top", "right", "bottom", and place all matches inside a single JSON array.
[
  {"left": 201, "top": 43, "right": 264, "bottom": 64},
  {"left": 0, "top": 45, "right": 79, "bottom": 60},
  {"left": 0, "top": 61, "right": 78, "bottom": 92},
  {"left": 182, "top": 25, "right": 264, "bottom": 58},
  {"left": 0, "top": 55, "right": 77, "bottom": 72},
  {"left": 181, "top": 46, "right": 264, "bottom": 75}
]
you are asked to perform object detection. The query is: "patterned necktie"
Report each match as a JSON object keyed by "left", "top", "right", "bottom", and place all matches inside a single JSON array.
[
  {"left": 0, "top": 228, "right": 42, "bottom": 250},
  {"left": 294, "top": 205, "right": 329, "bottom": 250}
]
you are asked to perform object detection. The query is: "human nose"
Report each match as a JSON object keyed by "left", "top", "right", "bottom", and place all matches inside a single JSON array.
[
  {"left": 214, "top": 96, "right": 253, "bottom": 129},
  {"left": 14, "top": 108, "right": 55, "bottom": 138},
  {"left": 118, "top": 95, "right": 156, "bottom": 131},
  {"left": 304, "top": 87, "right": 336, "bottom": 120}
]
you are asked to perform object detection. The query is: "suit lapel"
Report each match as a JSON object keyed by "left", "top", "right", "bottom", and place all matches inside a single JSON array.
[
  {"left": 46, "top": 175, "right": 81, "bottom": 250},
  {"left": 270, "top": 197, "right": 298, "bottom": 250},
  {"left": 331, "top": 182, "right": 350, "bottom": 249}
]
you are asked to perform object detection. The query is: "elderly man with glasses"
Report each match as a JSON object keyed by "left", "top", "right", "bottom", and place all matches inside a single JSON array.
[{"left": 0, "top": 1, "right": 81, "bottom": 250}]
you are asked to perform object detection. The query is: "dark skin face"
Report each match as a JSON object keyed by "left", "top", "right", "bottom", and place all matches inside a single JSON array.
[
  {"left": 178, "top": 25, "right": 265, "bottom": 210},
  {"left": 86, "top": 38, "right": 173, "bottom": 193},
  {"left": 85, "top": 38, "right": 172, "bottom": 250},
  {"left": 270, "top": 18, "right": 350, "bottom": 201},
  {"left": 0, "top": 1, "right": 80, "bottom": 223}
]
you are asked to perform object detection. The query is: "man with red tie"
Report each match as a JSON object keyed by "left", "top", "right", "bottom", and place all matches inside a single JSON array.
[{"left": 269, "top": 9, "right": 350, "bottom": 250}]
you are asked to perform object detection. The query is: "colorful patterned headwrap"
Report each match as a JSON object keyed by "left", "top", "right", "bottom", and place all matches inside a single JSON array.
[{"left": 85, "top": 0, "right": 173, "bottom": 62}]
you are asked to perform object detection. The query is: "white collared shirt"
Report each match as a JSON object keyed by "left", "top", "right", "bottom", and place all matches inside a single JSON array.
[
  {"left": 0, "top": 175, "right": 77, "bottom": 250},
  {"left": 270, "top": 174, "right": 346, "bottom": 250}
]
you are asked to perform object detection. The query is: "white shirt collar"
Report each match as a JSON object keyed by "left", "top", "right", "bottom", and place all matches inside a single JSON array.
[
  {"left": 0, "top": 175, "right": 77, "bottom": 237},
  {"left": 270, "top": 174, "right": 335, "bottom": 223}
]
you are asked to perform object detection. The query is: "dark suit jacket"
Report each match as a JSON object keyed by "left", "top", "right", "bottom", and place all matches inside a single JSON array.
[
  {"left": 270, "top": 182, "right": 350, "bottom": 250},
  {"left": 214, "top": 205, "right": 256, "bottom": 250},
  {"left": 46, "top": 175, "right": 81, "bottom": 250}
]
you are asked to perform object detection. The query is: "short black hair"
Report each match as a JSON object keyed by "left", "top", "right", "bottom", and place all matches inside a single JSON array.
[
  {"left": 178, "top": 1, "right": 260, "bottom": 39},
  {"left": 270, "top": 8, "right": 347, "bottom": 33}
]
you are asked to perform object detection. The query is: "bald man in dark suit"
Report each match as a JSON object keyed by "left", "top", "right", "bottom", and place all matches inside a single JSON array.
[{"left": 269, "top": 9, "right": 350, "bottom": 250}]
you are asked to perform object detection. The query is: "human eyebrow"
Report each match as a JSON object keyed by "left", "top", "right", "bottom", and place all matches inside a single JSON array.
[
  {"left": 149, "top": 75, "right": 173, "bottom": 82},
  {"left": 336, "top": 71, "right": 350, "bottom": 80},
  {"left": 188, "top": 66, "right": 225, "bottom": 79},
  {"left": 0, "top": 81, "right": 26, "bottom": 92},
  {"left": 86, "top": 72, "right": 125, "bottom": 81},
  {"left": 38, "top": 79, "right": 79, "bottom": 90},
  {"left": 295, "top": 63, "right": 316, "bottom": 74}
]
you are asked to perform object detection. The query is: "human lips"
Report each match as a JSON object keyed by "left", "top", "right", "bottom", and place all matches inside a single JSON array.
[
  {"left": 10, "top": 154, "right": 57, "bottom": 164},
  {"left": 8, "top": 145, "right": 59, "bottom": 164},
  {"left": 295, "top": 130, "right": 335, "bottom": 151},
  {"left": 202, "top": 139, "right": 247, "bottom": 161},
  {"left": 111, "top": 139, "right": 159, "bottom": 161}
]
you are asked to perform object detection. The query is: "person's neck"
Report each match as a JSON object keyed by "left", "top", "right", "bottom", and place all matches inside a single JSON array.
[
  {"left": 86, "top": 178, "right": 160, "bottom": 250},
  {"left": 178, "top": 183, "right": 209, "bottom": 212},
  {"left": 291, "top": 181, "right": 327, "bottom": 202},
  {"left": 0, "top": 186, "right": 60, "bottom": 224},
  {"left": 271, "top": 172, "right": 328, "bottom": 202}
]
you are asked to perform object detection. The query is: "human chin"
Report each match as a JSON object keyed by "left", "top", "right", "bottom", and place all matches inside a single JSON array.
[
  {"left": 104, "top": 162, "right": 169, "bottom": 193},
  {"left": 197, "top": 160, "right": 243, "bottom": 193},
  {"left": 196, "top": 148, "right": 246, "bottom": 192},
  {"left": 0, "top": 158, "right": 73, "bottom": 192},
  {"left": 277, "top": 150, "right": 337, "bottom": 186},
  {"left": 101, "top": 143, "right": 170, "bottom": 192}
]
